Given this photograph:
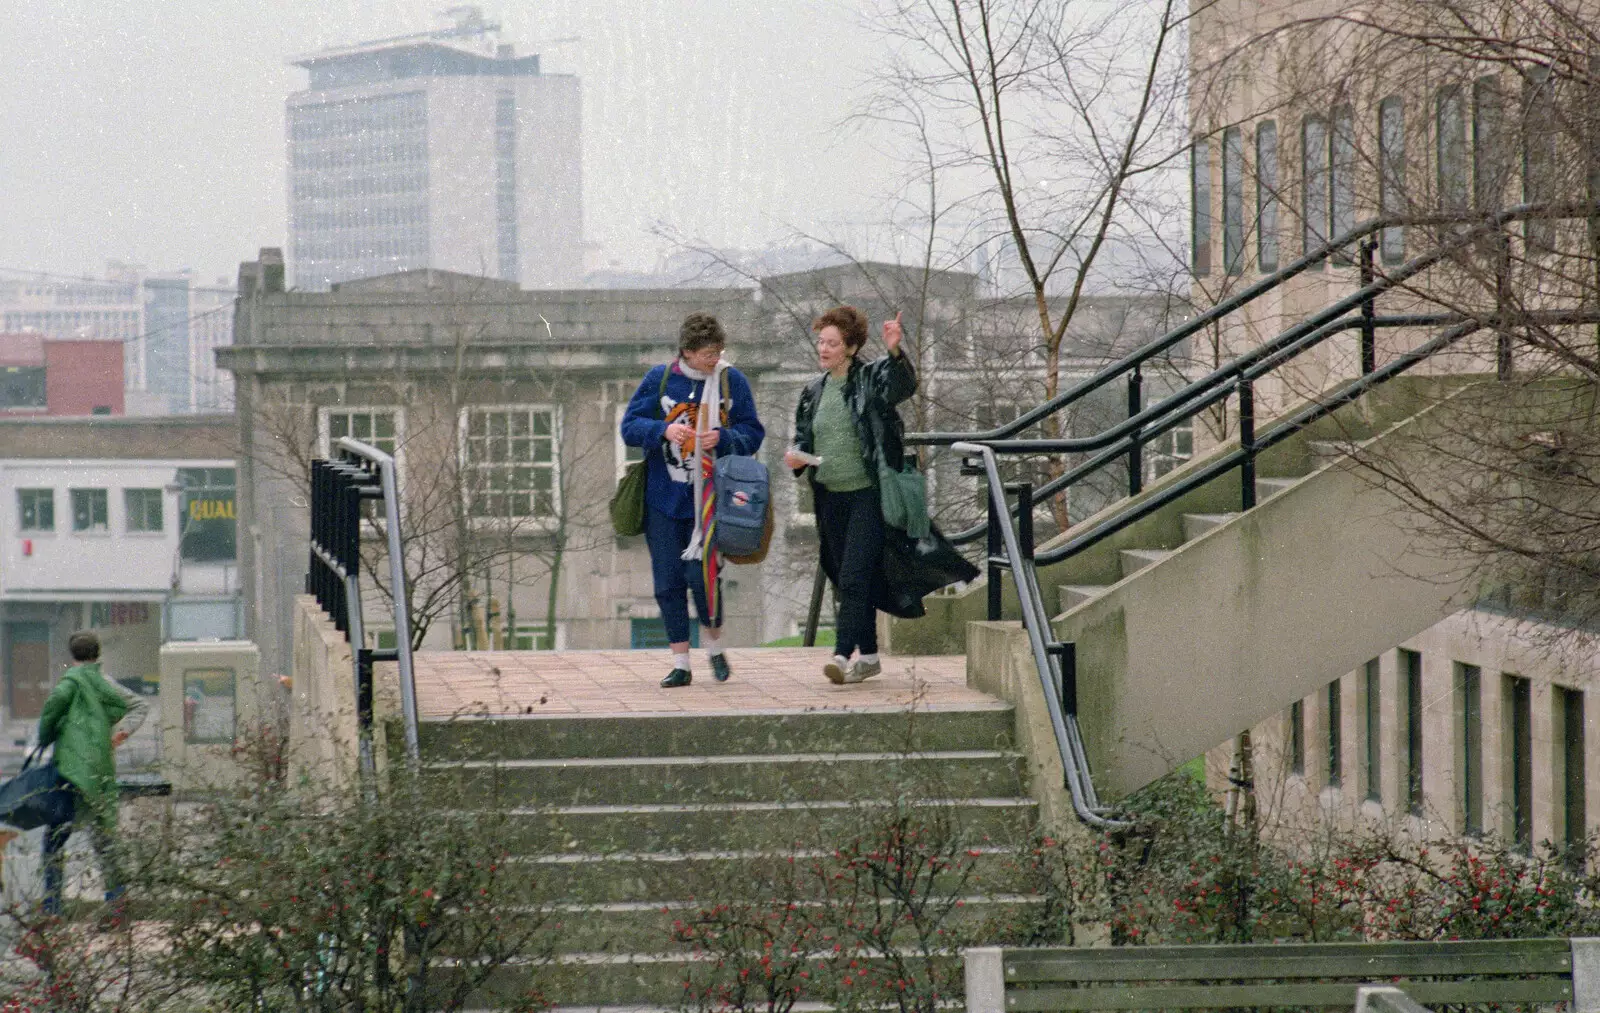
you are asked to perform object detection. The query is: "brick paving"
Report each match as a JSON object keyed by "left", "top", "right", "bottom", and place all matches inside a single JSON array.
[{"left": 411, "top": 648, "right": 994, "bottom": 720}]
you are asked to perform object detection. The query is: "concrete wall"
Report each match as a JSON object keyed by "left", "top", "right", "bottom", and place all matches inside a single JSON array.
[{"left": 1226, "top": 610, "right": 1600, "bottom": 848}]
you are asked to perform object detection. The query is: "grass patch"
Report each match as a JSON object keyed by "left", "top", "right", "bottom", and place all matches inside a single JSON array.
[{"left": 761, "top": 630, "right": 836, "bottom": 647}]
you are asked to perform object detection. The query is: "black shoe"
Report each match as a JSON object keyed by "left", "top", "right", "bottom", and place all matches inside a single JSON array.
[
  {"left": 710, "top": 653, "right": 732, "bottom": 682},
  {"left": 660, "top": 668, "right": 692, "bottom": 688}
]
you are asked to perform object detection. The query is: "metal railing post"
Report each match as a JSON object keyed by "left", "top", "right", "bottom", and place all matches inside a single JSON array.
[
  {"left": 1127, "top": 365, "right": 1143, "bottom": 497},
  {"left": 803, "top": 563, "right": 826, "bottom": 647},
  {"left": 1013, "top": 482, "right": 1035, "bottom": 560},
  {"left": 986, "top": 482, "right": 1004, "bottom": 622},
  {"left": 1360, "top": 239, "right": 1377, "bottom": 374},
  {"left": 1238, "top": 378, "right": 1257, "bottom": 511}
]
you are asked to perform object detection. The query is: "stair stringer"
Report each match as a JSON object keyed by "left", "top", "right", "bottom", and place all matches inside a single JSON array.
[{"left": 1055, "top": 393, "right": 1477, "bottom": 797}]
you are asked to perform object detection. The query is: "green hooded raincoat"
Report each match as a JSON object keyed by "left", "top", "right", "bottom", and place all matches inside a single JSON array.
[{"left": 37, "top": 662, "right": 128, "bottom": 823}]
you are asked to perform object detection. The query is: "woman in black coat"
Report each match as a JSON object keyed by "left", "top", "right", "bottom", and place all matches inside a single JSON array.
[{"left": 785, "top": 305, "right": 975, "bottom": 685}]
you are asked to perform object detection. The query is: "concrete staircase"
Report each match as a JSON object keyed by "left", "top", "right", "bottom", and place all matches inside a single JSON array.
[
  {"left": 896, "top": 376, "right": 1490, "bottom": 798},
  {"left": 416, "top": 703, "right": 1035, "bottom": 1005}
]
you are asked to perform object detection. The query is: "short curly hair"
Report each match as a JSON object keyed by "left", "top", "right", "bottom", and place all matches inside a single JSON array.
[
  {"left": 811, "top": 305, "right": 870, "bottom": 354},
  {"left": 679, "top": 312, "right": 727, "bottom": 353}
]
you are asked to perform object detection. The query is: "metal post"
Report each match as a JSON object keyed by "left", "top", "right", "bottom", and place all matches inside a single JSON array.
[
  {"left": 803, "top": 563, "right": 826, "bottom": 647},
  {"left": 1126, "top": 365, "right": 1143, "bottom": 496},
  {"left": 1014, "top": 482, "right": 1035, "bottom": 560},
  {"left": 1238, "top": 378, "right": 1257, "bottom": 511},
  {"left": 986, "top": 484, "right": 1003, "bottom": 622},
  {"left": 1359, "top": 239, "right": 1377, "bottom": 374}
]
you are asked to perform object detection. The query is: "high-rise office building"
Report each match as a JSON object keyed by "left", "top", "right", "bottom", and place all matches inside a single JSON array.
[{"left": 286, "top": 9, "right": 583, "bottom": 291}]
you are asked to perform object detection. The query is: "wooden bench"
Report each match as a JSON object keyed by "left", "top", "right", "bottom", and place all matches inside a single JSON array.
[{"left": 965, "top": 937, "right": 1600, "bottom": 1011}]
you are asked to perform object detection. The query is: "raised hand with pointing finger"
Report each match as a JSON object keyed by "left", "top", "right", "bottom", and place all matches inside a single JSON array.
[{"left": 883, "top": 310, "right": 904, "bottom": 354}]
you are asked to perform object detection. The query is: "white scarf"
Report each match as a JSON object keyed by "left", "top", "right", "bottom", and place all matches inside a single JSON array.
[{"left": 680, "top": 357, "right": 727, "bottom": 561}]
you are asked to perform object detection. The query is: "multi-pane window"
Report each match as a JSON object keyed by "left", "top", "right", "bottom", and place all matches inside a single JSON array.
[
  {"left": 1457, "top": 662, "right": 1483, "bottom": 835},
  {"left": 1436, "top": 85, "right": 1469, "bottom": 212},
  {"left": 1330, "top": 106, "right": 1357, "bottom": 264},
  {"left": 1505, "top": 673, "right": 1533, "bottom": 852},
  {"left": 1222, "top": 126, "right": 1245, "bottom": 275},
  {"left": 124, "top": 488, "right": 164, "bottom": 533},
  {"left": 513, "top": 625, "right": 558, "bottom": 650},
  {"left": 462, "top": 407, "right": 558, "bottom": 521},
  {"left": 1378, "top": 97, "right": 1407, "bottom": 264},
  {"left": 1402, "top": 649, "right": 1424, "bottom": 815},
  {"left": 1255, "top": 120, "right": 1280, "bottom": 272},
  {"left": 1326, "top": 678, "right": 1343, "bottom": 789},
  {"left": 326, "top": 408, "right": 399, "bottom": 457},
  {"left": 19, "top": 489, "right": 53, "bottom": 532},
  {"left": 178, "top": 468, "right": 237, "bottom": 562},
  {"left": 1473, "top": 76, "right": 1508, "bottom": 212},
  {"left": 1191, "top": 138, "right": 1212, "bottom": 276},
  {"left": 1302, "top": 115, "right": 1329, "bottom": 266},
  {"left": 71, "top": 489, "right": 109, "bottom": 533},
  {"left": 1364, "top": 657, "right": 1382, "bottom": 802}
]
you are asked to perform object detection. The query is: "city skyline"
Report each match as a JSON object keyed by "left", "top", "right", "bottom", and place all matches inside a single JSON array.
[{"left": 0, "top": 1, "right": 897, "bottom": 285}]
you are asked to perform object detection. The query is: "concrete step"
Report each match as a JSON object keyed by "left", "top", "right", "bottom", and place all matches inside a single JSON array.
[
  {"left": 450, "top": 892, "right": 1042, "bottom": 958},
  {"left": 500, "top": 844, "right": 1032, "bottom": 906},
  {"left": 499, "top": 795, "right": 1038, "bottom": 852},
  {"left": 1059, "top": 585, "right": 1110, "bottom": 610},
  {"left": 428, "top": 749, "right": 1025, "bottom": 807},
  {"left": 1254, "top": 475, "right": 1301, "bottom": 501},
  {"left": 1119, "top": 548, "right": 1173, "bottom": 579},
  {"left": 1181, "top": 512, "right": 1240, "bottom": 542},
  {"left": 418, "top": 704, "right": 1016, "bottom": 762}
]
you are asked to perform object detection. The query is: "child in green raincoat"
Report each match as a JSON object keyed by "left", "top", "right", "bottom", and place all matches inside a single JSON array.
[{"left": 37, "top": 631, "right": 148, "bottom": 916}]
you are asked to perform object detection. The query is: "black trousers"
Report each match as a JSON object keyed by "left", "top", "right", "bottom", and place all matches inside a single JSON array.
[{"left": 815, "top": 485, "right": 884, "bottom": 658}]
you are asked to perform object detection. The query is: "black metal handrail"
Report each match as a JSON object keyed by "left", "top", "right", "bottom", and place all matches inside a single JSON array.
[
  {"left": 911, "top": 200, "right": 1597, "bottom": 547},
  {"left": 307, "top": 440, "right": 420, "bottom": 772},
  {"left": 954, "top": 443, "right": 1127, "bottom": 829}
]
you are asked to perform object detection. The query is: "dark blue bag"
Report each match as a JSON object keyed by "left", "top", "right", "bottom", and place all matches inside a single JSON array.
[
  {"left": 712, "top": 454, "right": 771, "bottom": 561},
  {"left": 0, "top": 746, "right": 75, "bottom": 830}
]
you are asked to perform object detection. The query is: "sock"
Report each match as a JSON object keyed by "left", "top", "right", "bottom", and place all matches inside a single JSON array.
[
  {"left": 673, "top": 653, "right": 691, "bottom": 671},
  {"left": 707, "top": 642, "right": 725, "bottom": 657},
  {"left": 860, "top": 653, "right": 879, "bottom": 666},
  {"left": 833, "top": 654, "right": 851, "bottom": 668}
]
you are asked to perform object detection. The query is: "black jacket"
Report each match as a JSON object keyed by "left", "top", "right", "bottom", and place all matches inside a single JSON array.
[
  {"left": 791, "top": 350, "right": 917, "bottom": 483},
  {"left": 792, "top": 350, "right": 978, "bottom": 618}
]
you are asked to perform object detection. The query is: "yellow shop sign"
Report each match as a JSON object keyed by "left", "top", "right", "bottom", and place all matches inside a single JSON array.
[{"left": 188, "top": 498, "right": 236, "bottom": 521}]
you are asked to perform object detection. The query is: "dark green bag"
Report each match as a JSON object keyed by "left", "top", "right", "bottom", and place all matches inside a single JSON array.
[
  {"left": 611, "top": 367, "right": 670, "bottom": 537},
  {"left": 878, "top": 459, "right": 930, "bottom": 539},
  {"left": 611, "top": 460, "right": 648, "bottom": 536}
]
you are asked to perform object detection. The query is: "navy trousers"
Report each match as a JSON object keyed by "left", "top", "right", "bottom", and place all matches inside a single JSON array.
[{"left": 644, "top": 508, "right": 722, "bottom": 644}]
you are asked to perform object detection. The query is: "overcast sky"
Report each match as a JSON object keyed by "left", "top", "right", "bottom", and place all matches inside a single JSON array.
[{"left": 0, "top": 0, "right": 900, "bottom": 284}]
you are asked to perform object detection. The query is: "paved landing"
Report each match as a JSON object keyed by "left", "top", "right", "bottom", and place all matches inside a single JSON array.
[{"left": 411, "top": 648, "right": 989, "bottom": 720}]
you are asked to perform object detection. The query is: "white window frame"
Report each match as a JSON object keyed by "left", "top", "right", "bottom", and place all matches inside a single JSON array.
[
  {"left": 318, "top": 405, "right": 406, "bottom": 464},
  {"left": 457, "top": 404, "right": 562, "bottom": 530},
  {"left": 70, "top": 488, "right": 110, "bottom": 535},
  {"left": 512, "top": 622, "right": 564, "bottom": 651}
]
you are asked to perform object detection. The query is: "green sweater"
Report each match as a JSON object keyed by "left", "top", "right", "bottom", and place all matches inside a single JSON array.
[
  {"left": 813, "top": 375, "right": 872, "bottom": 492},
  {"left": 38, "top": 662, "right": 129, "bottom": 817}
]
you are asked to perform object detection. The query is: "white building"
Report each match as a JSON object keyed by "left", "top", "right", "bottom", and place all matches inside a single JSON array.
[
  {"left": 0, "top": 417, "right": 239, "bottom": 722},
  {"left": 0, "top": 266, "right": 236, "bottom": 415},
  {"left": 286, "top": 9, "right": 583, "bottom": 291}
]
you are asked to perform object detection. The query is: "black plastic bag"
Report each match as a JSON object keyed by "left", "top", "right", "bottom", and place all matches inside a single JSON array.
[{"left": 877, "top": 524, "right": 980, "bottom": 619}]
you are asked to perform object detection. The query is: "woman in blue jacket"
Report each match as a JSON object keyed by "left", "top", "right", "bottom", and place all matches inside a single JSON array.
[{"left": 621, "top": 313, "right": 764, "bottom": 687}]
